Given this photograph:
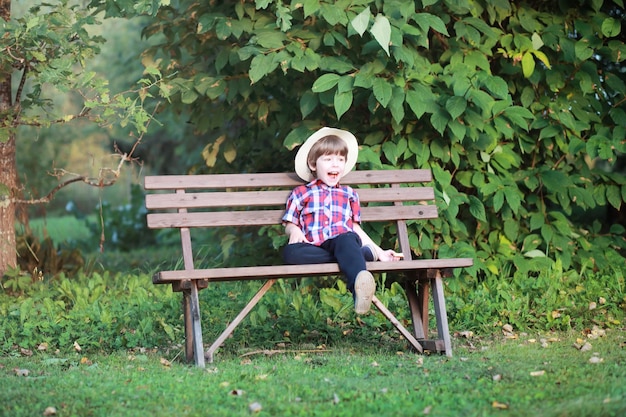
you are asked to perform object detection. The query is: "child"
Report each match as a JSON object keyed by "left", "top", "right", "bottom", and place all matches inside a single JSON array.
[{"left": 282, "top": 127, "right": 401, "bottom": 314}]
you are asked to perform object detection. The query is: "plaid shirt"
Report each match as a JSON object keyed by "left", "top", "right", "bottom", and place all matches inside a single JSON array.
[{"left": 282, "top": 179, "right": 361, "bottom": 245}]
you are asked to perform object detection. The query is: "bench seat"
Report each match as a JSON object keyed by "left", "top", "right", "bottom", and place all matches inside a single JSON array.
[{"left": 154, "top": 258, "right": 473, "bottom": 283}]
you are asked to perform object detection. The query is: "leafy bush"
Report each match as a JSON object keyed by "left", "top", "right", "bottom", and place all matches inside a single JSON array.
[
  {"left": 1, "top": 250, "right": 623, "bottom": 357},
  {"left": 447, "top": 253, "right": 626, "bottom": 333}
]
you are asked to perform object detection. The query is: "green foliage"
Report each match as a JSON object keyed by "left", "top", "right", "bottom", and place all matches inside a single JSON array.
[
  {"left": 0, "top": 1, "right": 152, "bottom": 136},
  {"left": 0, "top": 271, "right": 181, "bottom": 354},
  {"left": 84, "top": 184, "right": 158, "bottom": 251},
  {"left": 91, "top": 0, "right": 626, "bottom": 283},
  {"left": 0, "top": 249, "right": 623, "bottom": 357},
  {"left": 448, "top": 252, "right": 626, "bottom": 332}
]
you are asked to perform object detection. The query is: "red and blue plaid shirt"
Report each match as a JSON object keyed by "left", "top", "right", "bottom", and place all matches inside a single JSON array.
[{"left": 282, "top": 179, "right": 362, "bottom": 245}]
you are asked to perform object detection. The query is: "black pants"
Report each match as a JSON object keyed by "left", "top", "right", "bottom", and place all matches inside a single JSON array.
[{"left": 282, "top": 232, "right": 371, "bottom": 293}]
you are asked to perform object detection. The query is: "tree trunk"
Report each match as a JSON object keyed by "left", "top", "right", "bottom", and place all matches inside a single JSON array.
[{"left": 0, "top": 0, "right": 17, "bottom": 276}]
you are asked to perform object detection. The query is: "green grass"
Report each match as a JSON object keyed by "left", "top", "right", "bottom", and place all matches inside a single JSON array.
[
  {"left": 2, "top": 330, "right": 625, "bottom": 417},
  {"left": 21, "top": 215, "right": 93, "bottom": 243}
]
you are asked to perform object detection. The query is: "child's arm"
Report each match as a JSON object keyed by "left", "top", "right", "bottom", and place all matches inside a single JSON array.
[
  {"left": 284, "top": 221, "right": 311, "bottom": 244},
  {"left": 353, "top": 223, "right": 403, "bottom": 262}
]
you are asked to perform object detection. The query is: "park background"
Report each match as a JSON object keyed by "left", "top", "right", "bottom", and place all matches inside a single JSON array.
[{"left": 1, "top": 1, "right": 626, "bottom": 415}]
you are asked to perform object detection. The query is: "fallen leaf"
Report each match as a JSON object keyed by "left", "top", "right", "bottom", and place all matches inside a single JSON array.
[
  {"left": 14, "top": 368, "right": 29, "bottom": 377},
  {"left": 333, "top": 393, "right": 340, "bottom": 404},
  {"left": 492, "top": 401, "right": 509, "bottom": 409},
  {"left": 20, "top": 348, "right": 33, "bottom": 357},
  {"left": 159, "top": 358, "right": 171, "bottom": 367},
  {"left": 80, "top": 357, "right": 93, "bottom": 365},
  {"left": 493, "top": 374, "right": 502, "bottom": 381},
  {"left": 589, "top": 356, "right": 604, "bottom": 364},
  {"left": 423, "top": 405, "right": 433, "bottom": 414},
  {"left": 38, "top": 343, "right": 48, "bottom": 351},
  {"left": 248, "top": 402, "right": 262, "bottom": 413},
  {"left": 73, "top": 341, "right": 82, "bottom": 352},
  {"left": 43, "top": 406, "right": 57, "bottom": 416},
  {"left": 588, "top": 302, "right": 597, "bottom": 310}
]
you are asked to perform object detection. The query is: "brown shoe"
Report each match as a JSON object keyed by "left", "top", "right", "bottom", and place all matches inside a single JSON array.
[{"left": 354, "top": 271, "right": 376, "bottom": 314}]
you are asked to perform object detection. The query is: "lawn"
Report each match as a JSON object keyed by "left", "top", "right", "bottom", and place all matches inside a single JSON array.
[
  {"left": 2, "top": 329, "right": 625, "bottom": 417},
  {"left": 24, "top": 215, "right": 94, "bottom": 244}
]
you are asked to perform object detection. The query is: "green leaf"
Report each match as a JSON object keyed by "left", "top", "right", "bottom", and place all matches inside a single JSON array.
[
  {"left": 299, "top": 91, "right": 318, "bottom": 119},
  {"left": 302, "top": 0, "right": 321, "bottom": 17},
  {"left": 607, "top": 185, "right": 622, "bottom": 210},
  {"left": 468, "top": 195, "right": 487, "bottom": 222},
  {"left": 181, "top": 88, "right": 198, "bottom": 104},
  {"left": 389, "top": 87, "right": 405, "bottom": 124},
  {"left": 521, "top": 51, "right": 535, "bottom": 78},
  {"left": 312, "top": 73, "right": 340, "bottom": 93},
  {"left": 483, "top": 76, "right": 509, "bottom": 100},
  {"left": 445, "top": 96, "right": 467, "bottom": 120},
  {"left": 255, "top": 30, "right": 286, "bottom": 49},
  {"left": 602, "top": 17, "right": 621, "bottom": 37},
  {"left": 430, "top": 108, "right": 450, "bottom": 135},
  {"left": 529, "top": 212, "right": 544, "bottom": 231},
  {"left": 448, "top": 119, "right": 467, "bottom": 140},
  {"left": 334, "top": 90, "right": 353, "bottom": 119},
  {"left": 575, "top": 40, "right": 594, "bottom": 61},
  {"left": 503, "top": 106, "right": 534, "bottom": 131},
  {"left": 249, "top": 53, "right": 278, "bottom": 84},
  {"left": 371, "top": 14, "right": 391, "bottom": 56},
  {"left": 531, "top": 50, "right": 551, "bottom": 69},
  {"left": 351, "top": 7, "right": 371, "bottom": 36},
  {"left": 382, "top": 140, "right": 406, "bottom": 165},
  {"left": 504, "top": 188, "right": 522, "bottom": 213},
  {"left": 531, "top": 32, "right": 544, "bottom": 50},
  {"left": 524, "top": 249, "right": 546, "bottom": 258},
  {"left": 319, "top": 57, "right": 353, "bottom": 73},
  {"left": 541, "top": 170, "right": 572, "bottom": 191},
  {"left": 372, "top": 78, "right": 393, "bottom": 108},
  {"left": 413, "top": 13, "right": 449, "bottom": 36}
]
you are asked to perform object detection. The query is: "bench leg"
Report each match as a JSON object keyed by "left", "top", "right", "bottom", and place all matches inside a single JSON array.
[
  {"left": 405, "top": 272, "right": 451, "bottom": 355},
  {"left": 431, "top": 270, "right": 453, "bottom": 357},
  {"left": 371, "top": 296, "right": 423, "bottom": 354},
  {"left": 205, "top": 279, "right": 277, "bottom": 363},
  {"left": 182, "top": 282, "right": 206, "bottom": 368},
  {"left": 404, "top": 280, "right": 427, "bottom": 340}
]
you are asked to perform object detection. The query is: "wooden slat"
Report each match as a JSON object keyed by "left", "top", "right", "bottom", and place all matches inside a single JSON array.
[
  {"left": 153, "top": 258, "right": 474, "bottom": 283},
  {"left": 146, "top": 205, "right": 438, "bottom": 229},
  {"left": 144, "top": 169, "right": 433, "bottom": 190},
  {"left": 145, "top": 187, "right": 435, "bottom": 210}
]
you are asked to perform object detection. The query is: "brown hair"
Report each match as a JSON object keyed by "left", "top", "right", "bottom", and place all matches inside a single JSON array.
[{"left": 307, "top": 135, "right": 349, "bottom": 170}]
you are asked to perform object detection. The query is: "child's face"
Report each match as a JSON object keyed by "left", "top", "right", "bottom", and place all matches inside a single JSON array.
[{"left": 309, "top": 152, "right": 346, "bottom": 187}]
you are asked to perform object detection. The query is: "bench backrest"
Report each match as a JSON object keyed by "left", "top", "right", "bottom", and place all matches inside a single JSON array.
[{"left": 144, "top": 169, "right": 437, "bottom": 266}]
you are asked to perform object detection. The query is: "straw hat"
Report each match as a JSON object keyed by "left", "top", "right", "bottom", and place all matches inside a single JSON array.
[{"left": 294, "top": 127, "right": 358, "bottom": 182}]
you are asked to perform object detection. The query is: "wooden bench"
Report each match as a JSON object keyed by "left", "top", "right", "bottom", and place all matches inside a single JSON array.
[{"left": 144, "top": 169, "right": 473, "bottom": 367}]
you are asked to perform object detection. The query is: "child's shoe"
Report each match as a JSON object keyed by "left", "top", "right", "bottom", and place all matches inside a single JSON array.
[
  {"left": 361, "top": 244, "right": 378, "bottom": 261},
  {"left": 354, "top": 271, "right": 376, "bottom": 314}
]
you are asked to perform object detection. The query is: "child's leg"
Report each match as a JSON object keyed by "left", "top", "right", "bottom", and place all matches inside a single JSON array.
[
  {"left": 321, "top": 232, "right": 366, "bottom": 292},
  {"left": 282, "top": 243, "right": 335, "bottom": 264},
  {"left": 323, "top": 233, "right": 376, "bottom": 314}
]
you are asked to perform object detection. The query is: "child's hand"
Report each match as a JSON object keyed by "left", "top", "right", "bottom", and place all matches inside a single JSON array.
[
  {"left": 378, "top": 249, "right": 404, "bottom": 262},
  {"left": 288, "top": 228, "right": 311, "bottom": 244}
]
